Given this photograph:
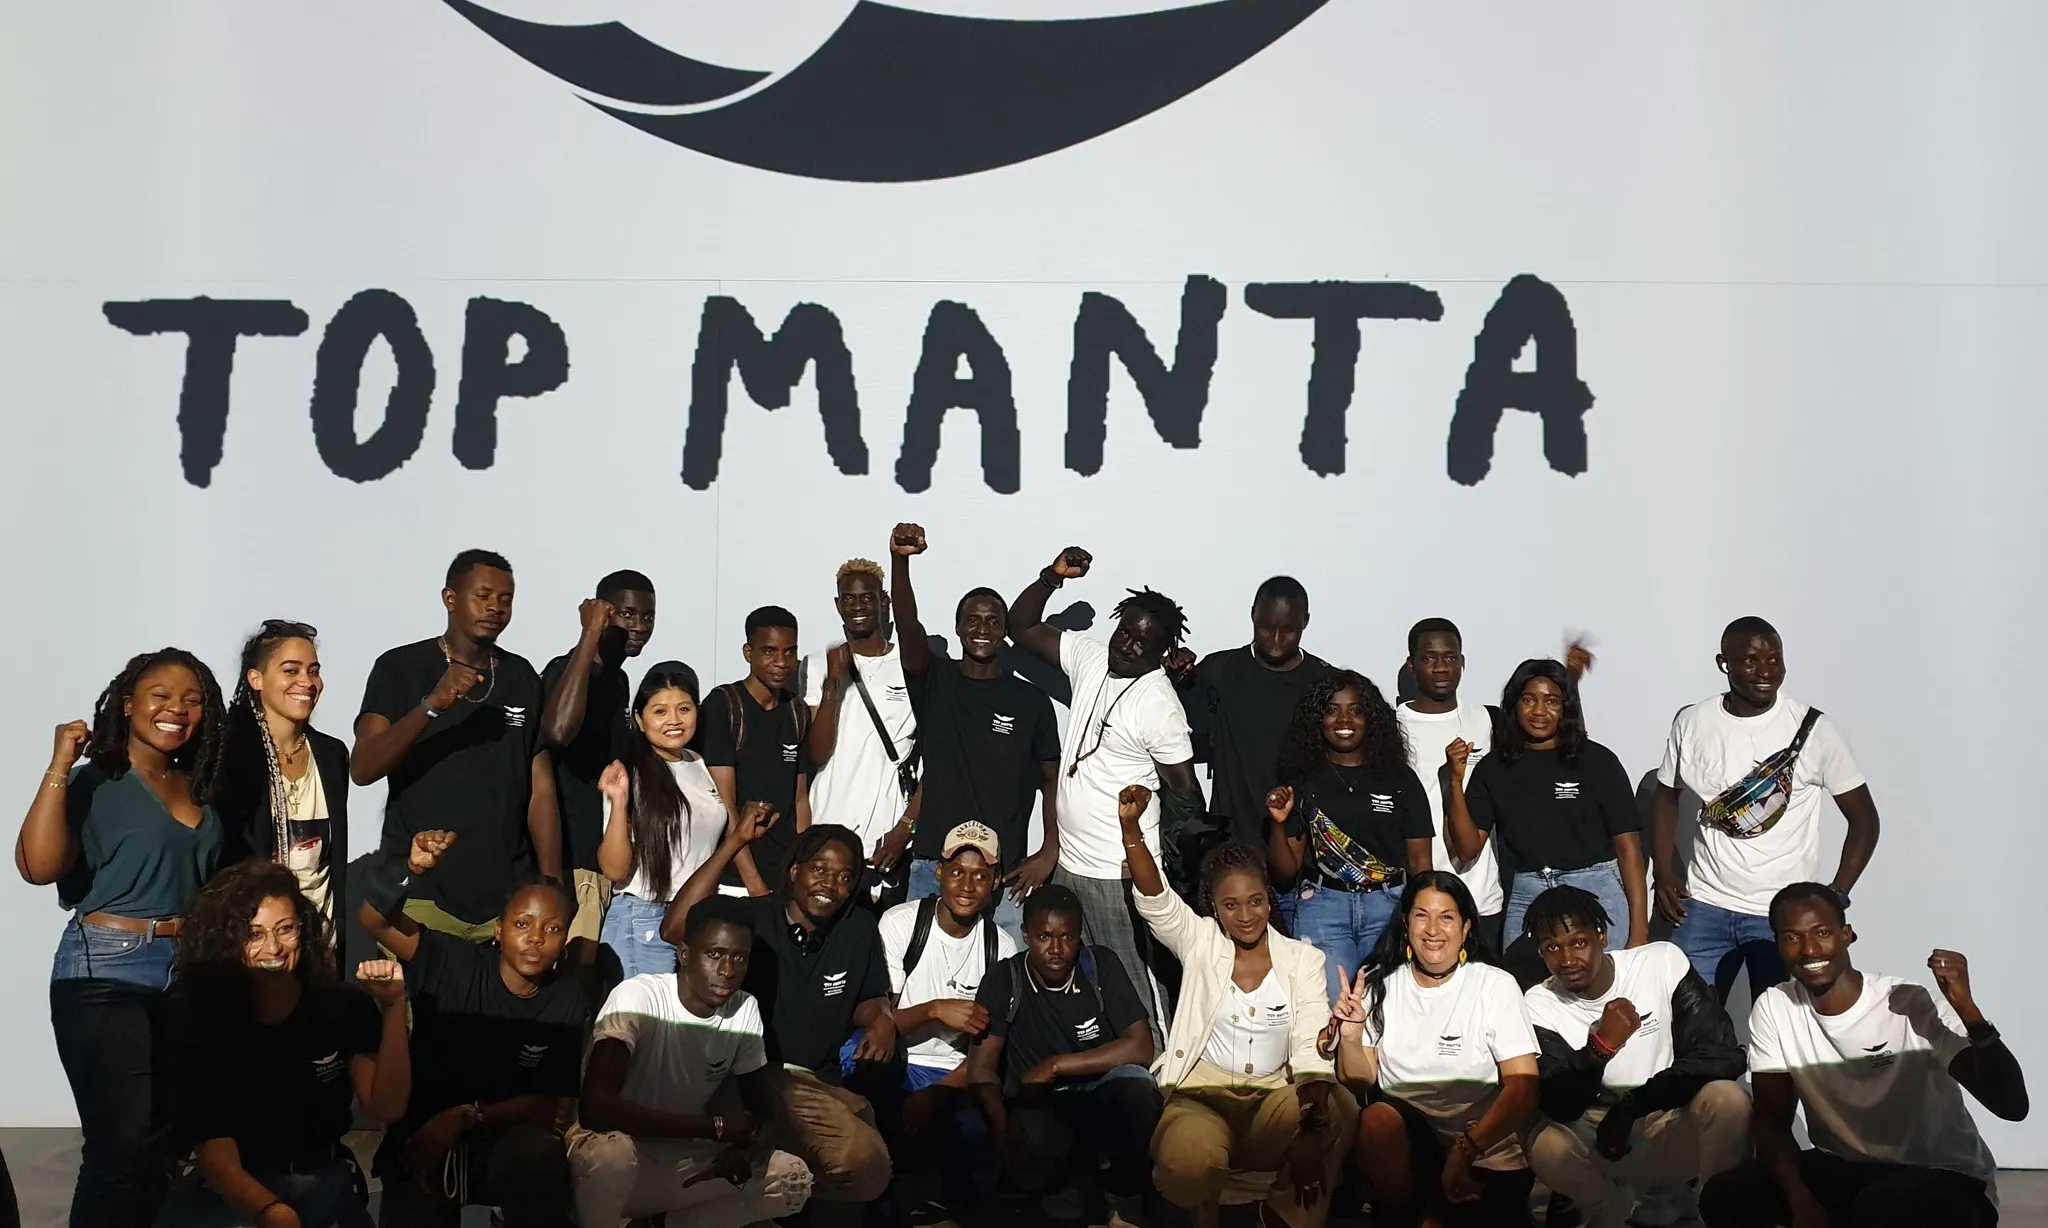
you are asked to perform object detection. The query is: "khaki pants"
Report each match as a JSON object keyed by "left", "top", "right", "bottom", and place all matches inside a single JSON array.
[
  {"left": 779, "top": 1067, "right": 892, "bottom": 1223},
  {"left": 401, "top": 898, "right": 497, "bottom": 943},
  {"left": 565, "top": 1127, "right": 811, "bottom": 1228},
  {"left": 1150, "top": 1064, "right": 1359, "bottom": 1228},
  {"left": 1526, "top": 1080, "right": 1751, "bottom": 1228},
  {"left": 570, "top": 868, "right": 612, "bottom": 944}
]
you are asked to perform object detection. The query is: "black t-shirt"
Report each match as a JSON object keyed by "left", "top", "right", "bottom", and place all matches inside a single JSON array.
[
  {"left": 540, "top": 655, "right": 632, "bottom": 874},
  {"left": 698, "top": 683, "right": 806, "bottom": 887},
  {"left": 360, "top": 639, "right": 545, "bottom": 924},
  {"left": 909, "top": 657, "right": 1059, "bottom": 867},
  {"left": 377, "top": 929, "right": 587, "bottom": 1169},
  {"left": 739, "top": 894, "right": 889, "bottom": 1073},
  {"left": 174, "top": 983, "right": 382, "bottom": 1171},
  {"left": 974, "top": 946, "right": 1150, "bottom": 1097},
  {"left": 1467, "top": 741, "right": 1640, "bottom": 875},
  {"left": 1284, "top": 764, "right": 1434, "bottom": 881},
  {"left": 1182, "top": 649, "right": 1336, "bottom": 846}
]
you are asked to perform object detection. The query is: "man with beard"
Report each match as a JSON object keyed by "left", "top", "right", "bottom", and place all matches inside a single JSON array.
[
  {"left": 540, "top": 569, "right": 657, "bottom": 953},
  {"left": 1700, "top": 884, "right": 2025, "bottom": 1228},
  {"left": 354, "top": 549, "right": 560, "bottom": 940},
  {"left": 888, "top": 523, "right": 1059, "bottom": 946},
  {"left": 663, "top": 809, "right": 895, "bottom": 1227}
]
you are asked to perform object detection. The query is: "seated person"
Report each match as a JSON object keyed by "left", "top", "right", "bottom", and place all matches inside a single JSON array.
[
  {"left": 851, "top": 822, "right": 1019, "bottom": 1205},
  {"left": 570, "top": 895, "right": 814, "bottom": 1228},
  {"left": 661, "top": 808, "right": 894, "bottom": 1225},
  {"left": 1331, "top": 871, "right": 1540, "bottom": 1228},
  {"left": 356, "top": 831, "right": 586, "bottom": 1228},
  {"left": 161, "top": 862, "right": 408, "bottom": 1228},
  {"left": 1120, "top": 785, "right": 1358, "bottom": 1228},
  {"left": 1520, "top": 886, "right": 1749, "bottom": 1228},
  {"left": 1701, "top": 884, "right": 2027, "bottom": 1228},
  {"left": 966, "top": 884, "right": 1161, "bottom": 1226}
]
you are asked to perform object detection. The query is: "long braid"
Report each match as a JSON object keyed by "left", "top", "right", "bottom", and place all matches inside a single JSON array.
[
  {"left": 233, "top": 620, "right": 320, "bottom": 858},
  {"left": 250, "top": 691, "right": 290, "bottom": 863}
]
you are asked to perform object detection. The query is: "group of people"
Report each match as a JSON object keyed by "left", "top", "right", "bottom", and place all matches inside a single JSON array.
[{"left": 13, "top": 524, "right": 2026, "bottom": 1228}]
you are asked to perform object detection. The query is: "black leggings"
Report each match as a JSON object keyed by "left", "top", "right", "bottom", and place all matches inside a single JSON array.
[
  {"left": 1372, "top": 1093, "right": 1533, "bottom": 1228},
  {"left": 1701, "top": 1152, "right": 1997, "bottom": 1228}
]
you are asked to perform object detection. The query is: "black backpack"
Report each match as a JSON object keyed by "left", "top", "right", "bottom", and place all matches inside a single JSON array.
[
  {"left": 717, "top": 681, "right": 810, "bottom": 755},
  {"left": 901, "top": 896, "right": 1000, "bottom": 984}
]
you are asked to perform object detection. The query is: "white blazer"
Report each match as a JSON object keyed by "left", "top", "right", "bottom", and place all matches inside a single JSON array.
[{"left": 1133, "top": 882, "right": 1335, "bottom": 1090}]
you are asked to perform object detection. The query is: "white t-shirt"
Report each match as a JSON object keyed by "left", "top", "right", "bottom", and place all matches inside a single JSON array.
[
  {"left": 1362, "top": 962, "right": 1539, "bottom": 1170},
  {"left": 1054, "top": 631, "right": 1195, "bottom": 878},
  {"left": 281, "top": 762, "right": 332, "bottom": 923},
  {"left": 1398, "top": 702, "right": 1502, "bottom": 915},
  {"left": 1749, "top": 974, "right": 1995, "bottom": 1190},
  {"left": 605, "top": 755, "right": 730, "bottom": 903},
  {"left": 590, "top": 974, "right": 769, "bottom": 1157},
  {"left": 1523, "top": 942, "right": 1690, "bottom": 1093},
  {"left": 1201, "top": 967, "right": 1295, "bottom": 1079},
  {"left": 805, "top": 644, "right": 918, "bottom": 855},
  {"left": 879, "top": 899, "right": 1019, "bottom": 1071},
  {"left": 1657, "top": 693, "right": 1865, "bottom": 915}
]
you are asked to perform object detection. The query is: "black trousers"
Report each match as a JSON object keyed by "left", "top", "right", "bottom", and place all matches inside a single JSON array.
[
  {"left": 378, "top": 1124, "right": 572, "bottom": 1228},
  {"left": 1006, "top": 1070, "right": 1163, "bottom": 1200},
  {"left": 49, "top": 976, "right": 173, "bottom": 1228},
  {"left": 1701, "top": 1152, "right": 1998, "bottom": 1228}
]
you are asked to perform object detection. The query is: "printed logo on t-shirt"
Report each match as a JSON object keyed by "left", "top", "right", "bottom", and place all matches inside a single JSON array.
[
  {"left": 1436, "top": 1033, "right": 1463, "bottom": 1057},
  {"left": 1074, "top": 1016, "right": 1102, "bottom": 1044},
  {"left": 1554, "top": 781, "right": 1581, "bottom": 801},
  {"left": 1863, "top": 1041, "right": 1897, "bottom": 1071},
  {"left": 887, "top": 685, "right": 908, "bottom": 698},
  {"left": 1636, "top": 1010, "right": 1660, "bottom": 1037},
  {"left": 312, "top": 1051, "right": 346, "bottom": 1083},
  {"left": 991, "top": 713, "right": 1017, "bottom": 736},
  {"left": 504, "top": 705, "right": 528, "bottom": 728},
  {"left": 782, "top": 743, "right": 800, "bottom": 763},
  {"left": 517, "top": 1042, "right": 548, "bottom": 1069},
  {"left": 822, "top": 971, "right": 848, "bottom": 997},
  {"left": 1369, "top": 793, "right": 1394, "bottom": 814},
  {"left": 705, "top": 1054, "right": 733, "bottom": 1081}
]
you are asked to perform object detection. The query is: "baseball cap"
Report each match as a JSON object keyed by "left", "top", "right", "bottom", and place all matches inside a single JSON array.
[{"left": 940, "top": 821, "right": 1000, "bottom": 864}]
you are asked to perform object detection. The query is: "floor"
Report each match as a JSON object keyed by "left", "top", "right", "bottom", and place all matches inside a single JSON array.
[{"left": 6, "top": 1127, "right": 2046, "bottom": 1227}]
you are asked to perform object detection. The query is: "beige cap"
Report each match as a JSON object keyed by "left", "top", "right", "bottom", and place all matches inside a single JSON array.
[{"left": 940, "top": 821, "right": 1000, "bottom": 863}]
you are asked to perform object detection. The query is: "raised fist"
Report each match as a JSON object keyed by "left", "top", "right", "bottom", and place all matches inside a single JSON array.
[
  {"left": 1117, "top": 784, "right": 1152, "bottom": 826},
  {"left": 731, "top": 802, "right": 781, "bottom": 845},
  {"left": 408, "top": 829, "right": 457, "bottom": 876},
  {"left": 1265, "top": 786, "right": 1296, "bottom": 825},
  {"left": 1593, "top": 998, "right": 1641, "bottom": 1052},
  {"left": 427, "top": 660, "right": 483, "bottom": 712},
  {"left": 1163, "top": 647, "right": 1196, "bottom": 679},
  {"left": 1051, "top": 547, "right": 1092, "bottom": 580},
  {"left": 579, "top": 597, "right": 617, "bottom": 643},
  {"left": 891, "top": 524, "right": 927, "bottom": 556},
  {"left": 48, "top": 720, "right": 90, "bottom": 774}
]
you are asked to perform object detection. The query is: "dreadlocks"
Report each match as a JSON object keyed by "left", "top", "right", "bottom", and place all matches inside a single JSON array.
[
  {"left": 1273, "top": 669, "right": 1409, "bottom": 788},
  {"left": 1521, "top": 884, "right": 1611, "bottom": 943},
  {"left": 1114, "top": 587, "right": 1189, "bottom": 651},
  {"left": 86, "top": 648, "right": 230, "bottom": 804},
  {"left": 230, "top": 619, "right": 320, "bottom": 870}
]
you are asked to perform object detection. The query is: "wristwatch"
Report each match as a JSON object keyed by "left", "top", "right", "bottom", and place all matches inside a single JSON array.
[{"left": 1039, "top": 565, "right": 1066, "bottom": 589}]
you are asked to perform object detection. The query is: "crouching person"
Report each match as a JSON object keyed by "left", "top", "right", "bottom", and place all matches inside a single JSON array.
[
  {"left": 571, "top": 894, "right": 813, "bottom": 1227},
  {"left": 1520, "top": 887, "right": 1748, "bottom": 1228},
  {"left": 965, "top": 884, "right": 1161, "bottom": 1224}
]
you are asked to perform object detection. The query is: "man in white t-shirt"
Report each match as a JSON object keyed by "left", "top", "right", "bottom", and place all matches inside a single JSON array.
[
  {"left": 569, "top": 894, "right": 814, "bottom": 1228},
  {"left": 804, "top": 557, "right": 920, "bottom": 899},
  {"left": 1396, "top": 617, "right": 1507, "bottom": 949},
  {"left": 1010, "top": 546, "right": 1201, "bottom": 1039},
  {"left": 1700, "top": 883, "right": 2025, "bottom": 1228},
  {"left": 1650, "top": 617, "right": 1882, "bottom": 1003},
  {"left": 1521, "top": 886, "right": 1749, "bottom": 1228}
]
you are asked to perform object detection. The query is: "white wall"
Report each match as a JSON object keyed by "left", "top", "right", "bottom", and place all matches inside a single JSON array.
[{"left": 3, "top": 0, "right": 2045, "bottom": 1160}]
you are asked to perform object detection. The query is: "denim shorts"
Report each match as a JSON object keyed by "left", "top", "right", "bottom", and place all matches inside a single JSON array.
[{"left": 51, "top": 916, "right": 178, "bottom": 991}]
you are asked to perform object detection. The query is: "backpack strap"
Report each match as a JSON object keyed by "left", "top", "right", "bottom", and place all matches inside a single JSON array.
[
  {"left": 1078, "top": 946, "right": 1105, "bottom": 1017},
  {"left": 980, "top": 910, "right": 999, "bottom": 978},
  {"left": 902, "top": 896, "right": 940, "bottom": 977},
  {"left": 1006, "top": 955, "right": 1026, "bottom": 1028},
  {"left": 717, "top": 683, "right": 749, "bottom": 755}
]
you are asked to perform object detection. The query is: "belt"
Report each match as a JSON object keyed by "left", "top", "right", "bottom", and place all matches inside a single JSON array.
[
  {"left": 82, "top": 912, "right": 182, "bottom": 938},
  {"left": 1311, "top": 870, "right": 1405, "bottom": 895}
]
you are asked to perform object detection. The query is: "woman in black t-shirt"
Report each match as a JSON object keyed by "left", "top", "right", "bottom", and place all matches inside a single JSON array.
[
  {"left": 161, "top": 861, "right": 409, "bottom": 1228},
  {"left": 1442, "top": 658, "right": 1647, "bottom": 950},
  {"left": 1265, "top": 670, "right": 1435, "bottom": 1004},
  {"left": 15, "top": 648, "right": 229, "bottom": 1228}
]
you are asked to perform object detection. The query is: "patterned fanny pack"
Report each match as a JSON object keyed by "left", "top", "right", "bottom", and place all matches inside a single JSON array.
[
  {"left": 1699, "top": 707, "right": 1822, "bottom": 840},
  {"left": 1305, "top": 804, "right": 1401, "bottom": 889}
]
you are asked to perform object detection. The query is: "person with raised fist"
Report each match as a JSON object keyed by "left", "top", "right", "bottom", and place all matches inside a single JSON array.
[
  {"left": 1700, "top": 884, "right": 2025, "bottom": 1228},
  {"left": 17, "top": 648, "right": 230, "bottom": 1228},
  {"left": 355, "top": 828, "right": 586, "bottom": 1228},
  {"left": 1520, "top": 886, "right": 1748, "bottom": 1228},
  {"left": 889, "top": 523, "right": 1060, "bottom": 947},
  {"left": 802, "top": 552, "right": 920, "bottom": 910},
  {"left": 1395, "top": 618, "right": 1507, "bottom": 950},
  {"left": 353, "top": 549, "right": 559, "bottom": 942},
  {"left": 539, "top": 569, "right": 657, "bottom": 955},
  {"left": 661, "top": 804, "right": 893, "bottom": 1226},
  {"left": 160, "top": 861, "right": 409, "bottom": 1228},
  {"left": 1010, "top": 546, "right": 1202, "bottom": 1038}
]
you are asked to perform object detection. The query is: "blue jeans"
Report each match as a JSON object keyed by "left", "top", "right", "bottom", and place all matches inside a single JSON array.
[
  {"left": 1290, "top": 883, "right": 1401, "bottom": 1006},
  {"left": 156, "top": 1158, "right": 370, "bottom": 1227},
  {"left": 1673, "top": 896, "right": 1789, "bottom": 1003},
  {"left": 599, "top": 892, "right": 678, "bottom": 980},
  {"left": 908, "top": 858, "right": 1024, "bottom": 948},
  {"left": 1504, "top": 860, "right": 1628, "bottom": 948}
]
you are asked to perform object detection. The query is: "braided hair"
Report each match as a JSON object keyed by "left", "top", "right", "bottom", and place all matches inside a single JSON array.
[
  {"left": 1273, "top": 669, "right": 1410, "bottom": 788},
  {"left": 1114, "top": 588, "right": 1189, "bottom": 652},
  {"left": 85, "top": 648, "right": 229, "bottom": 804},
  {"left": 1196, "top": 840, "right": 1270, "bottom": 918},
  {"left": 229, "top": 620, "right": 320, "bottom": 867}
]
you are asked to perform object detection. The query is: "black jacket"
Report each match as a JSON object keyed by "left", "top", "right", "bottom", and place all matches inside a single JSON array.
[
  {"left": 215, "top": 714, "right": 351, "bottom": 917},
  {"left": 1533, "top": 967, "right": 1746, "bottom": 1122}
]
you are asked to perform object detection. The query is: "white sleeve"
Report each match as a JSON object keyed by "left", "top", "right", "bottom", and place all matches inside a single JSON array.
[
  {"left": 1060, "top": 630, "right": 1107, "bottom": 683},
  {"left": 1747, "top": 991, "right": 1788, "bottom": 1074},
  {"left": 734, "top": 996, "right": 769, "bottom": 1076},
  {"left": 591, "top": 978, "right": 654, "bottom": 1052},
  {"left": 995, "top": 926, "right": 1020, "bottom": 961},
  {"left": 1483, "top": 971, "right": 1539, "bottom": 1062},
  {"left": 1807, "top": 715, "right": 1868, "bottom": 795},
  {"left": 802, "top": 653, "right": 825, "bottom": 708},
  {"left": 1897, "top": 983, "right": 1971, "bottom": 1068},
  {"left": 1140, "top": 682, "right": 1195, "bottom": 765},
  {"left": 1655, "top": 707, "right": 1689, "bottom": 790},
  {"left": 878, "top": 904, "right": 913, "bottom": 996}
]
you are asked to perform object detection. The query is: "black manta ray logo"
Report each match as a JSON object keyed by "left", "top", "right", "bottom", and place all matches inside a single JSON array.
[{"left": 441, "top": 0, "right": 1330, "bottom": 182}]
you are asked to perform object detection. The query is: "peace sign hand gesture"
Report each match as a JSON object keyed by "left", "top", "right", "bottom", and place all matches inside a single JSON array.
[{"left": 1331, "top": 965, "right": 1368, "bottom": 1043}]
